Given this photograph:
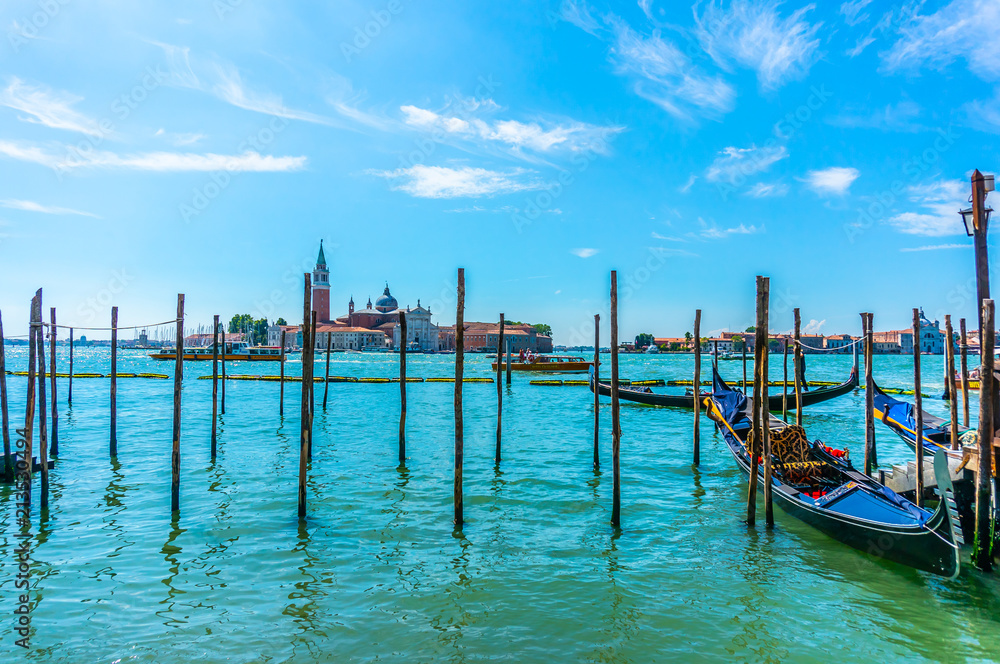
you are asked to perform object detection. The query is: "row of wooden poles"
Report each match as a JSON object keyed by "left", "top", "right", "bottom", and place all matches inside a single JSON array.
[{"left": 3, "top": 278, "right": 994, "bottom": 568}]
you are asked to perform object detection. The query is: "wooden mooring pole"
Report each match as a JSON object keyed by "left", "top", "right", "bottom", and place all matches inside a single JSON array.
[
  {"left": 399, "top": 311, "right": 407, "bottom": 464},
  {"left": 759, "top": 278, "right": 772, "bottom": 526},
  {"left": 309, "top": 311, "right": 317, "bottom": 450},
  {"left": 945, "top": 315, "right": 959, "bottom": 450},
  {"left": 742, "top": 342, "right": 748, "bottom": 391},
  {"left": 495, "top": 314, "right": 504, "bottom": 465},
  {"left": 110, "top": 305, "right": 118, "bottom": 458},
  {"left": 610, "top": 271, "right": 621, "bottom": 529},
  {"left": 323, "top": 329, "right": 332, "bottom": 410},
  {"left": 862, "top": 312, "right": 877, "bottom": 475},
  {"left": 68, "top": 327, "right": 73, "bottom": 406},
  {"left": 506, "top": 338, "right": 512, "bottom": 385},
  {"left": 220, "top": 321, "right": 226, "bottom": 415},
  {"left": 24, "top": 293, "right": 38, "bottom": 506},
  {"left": 692, "top": 309, "right": 701, "bottom": 466},
  {"left": 211, "top": 314, "right": 219, "bottom": 460},
  {"left": 974, "top": 299, "right": 995, "bottom": 572},
  {"left": 593, "top": 313, "right": 600, "bottom": 471},
  {"left": 49, "top": 308, "right": 58, "bottom": 457},
  {"left": 35, "top": 293, "right": 49, "bottom": 510},
  {"left": 793, "top": 308, "right": 802, "bottom": 427},
  {"left": 782, "top": 336, "right": 788, "bottom": 422},
  {"left": 171, "top": 295, "right": 184, "bottom": 513},
  {"left": 960, "top": 318, "right": 970, "bottom": 428},
  {"left": 912, "top": 308, "right": 924, "bottom": 507},
  {"left": 454, "top": 268, "right": 465, "bottom": 527},
  {"left": 0, "top": 310, "right": 11, "bottom": 483},
  {"left": 298, "top": 274, "right": 312, "bottom": 519},
  {"left": 279, "top": 329, "right": 286, "bottom": 416}
]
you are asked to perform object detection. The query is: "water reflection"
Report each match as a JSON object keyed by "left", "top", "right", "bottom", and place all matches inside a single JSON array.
[
  {"left": 728, "top": 528, "right": 786, "bottom": 661},
  {"left": 285, "top": 521, "right": 325, "bottom": 661},
  {"left": 157, "top": 514, "right": 187, "bottom": 628},
  {"left": 434, "top": 529, "right": 474, "bottom": 663}
]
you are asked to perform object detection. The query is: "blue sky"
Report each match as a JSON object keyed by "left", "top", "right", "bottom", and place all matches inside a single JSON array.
[{"left": 0, "top": 0, "right": 997, "bottom": 344}]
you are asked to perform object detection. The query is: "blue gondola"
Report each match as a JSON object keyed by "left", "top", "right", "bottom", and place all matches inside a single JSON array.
[{"left": 705, "top": 367, "right": 961, "bottom": 578}]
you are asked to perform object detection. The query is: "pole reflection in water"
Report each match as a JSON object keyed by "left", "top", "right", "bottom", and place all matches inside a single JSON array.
[
  {"left": 157, "top": 514, "right": 188, "bottom": 628},
  {"left": 286, "top": 520, "right": 325, "bottom": 661}
]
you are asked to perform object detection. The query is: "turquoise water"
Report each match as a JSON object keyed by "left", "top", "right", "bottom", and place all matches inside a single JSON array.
[{"left": 1, "top": 348, "right": 999, "bottom": 662}]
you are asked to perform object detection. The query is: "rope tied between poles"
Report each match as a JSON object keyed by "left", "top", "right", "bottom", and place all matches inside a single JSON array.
[{"left": 39, "top": 318, "right": 183, "bottom": 332}]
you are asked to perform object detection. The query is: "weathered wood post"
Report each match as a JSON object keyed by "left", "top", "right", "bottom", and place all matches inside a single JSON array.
[
  {"left": 495, "top": 314, "right": 504, "bottom": 465},
  {"left": 211, "top": 314, "right": 219, "bottom": 460},
  {"left": 759, "top": 278, "right": 773, "bottom": 527},
  {"left": 399, "top": 310, "right": 407, "bottom": 464},
  {"left": 782, "top": 336, "right": 789, "bottom": 422},
  {"left": 23, "top": 294, "right": 39, "bottom": 506},
  {"left": 506, "top": 338, "right": 512, "bottom": 385},
  {"left": 692, "top": 309, "right": 701, "bottom": 466},
  {"left": 0, "top": 311, "right": 11, "bottom": 483},
  {"left": 454, "top": 268, "right": 465, "bottom": 527},
  {"left": 220, "top": 321, "right": 226, "bottom": 415},
  {"left": 742, "top": 341, "right": 748, "bottom": 391},
  {"left": 298, "top": 275, "right": 312, "bottom": 519},
  {"left": 171, "top": 295, "right": 184, "bottom": 513},
  {"left": 35, "top": 294, "right": 49, "bottom": 510},
  {"left": 610, "top": 271, "right": 621, "bottom": 529},
  {"left": 793, "top": 308, "right": 803, "bottom": 427},
  {"left": 323, "top": 328, "right": 332, "bottom": 410},
  {"left": 279, "top": 329, "right": 286, "bottom": 416},
  {"left": 960, "top": 318, "right": 970, "bottom": 428},
  {"left": 945, "top": 315, "right": 959, "bottom": 450},
  {"left": 68, "top": 327, "right": 73, "bottom": 406},
  {"left": 110, "top": 306, "right": 118, "bottom": 458},
  {"left": 862, "top": 312, "right": 877, "bottom": 475},
  {"left": 593, "top": 313, "right": 600, "bottom": 471},
  {"left": 748, "top": 278, "right": 770, "bottom": 526},
  {"left": 912, "top": 308, "right": 924, "bottom": 507},
  {"left": 973, "top": 299, "right": 995, "bottom": 572},
  {"left": 309, "top": 311, "right": 317, "bottom": 447},
  {"left": 49, "top": 308, "right": 58, "bottom": 457}
]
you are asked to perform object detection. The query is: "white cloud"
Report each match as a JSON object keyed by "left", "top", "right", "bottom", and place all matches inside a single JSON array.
[
  {"left": 559, "top": 0, "right": 602, "bottom": 36},
  {"left": 694, "top": 1, "right": 822, "bottom": 89},
  {"left": 882, "top": 0, "right": 1000, "bottom": 80},
  {"left": 802, "top": 318, "right": 826, "bottom": 334},
  {"left": 400, "top": 104, "right": 622, "bottom": 156},
  {"left": 697, "top": 218, "right": 763, "bottom": 239},
  {"left": 571, "top": 248, "right": 599, "bottom": 258},
  {"left": 0, "top": 78, "right": 103, "bottom": 136},
  {"left": 900, "top": 243, "right": 971, "bottom": 252},
  {"left": 155, "top": 128, "right": 206, "bottom": 146},
  {"left": 840, "top": 0, "right": 873, "bottom": 26},
  {"left": 746, "top": 181, "right": 788, "bottom": 197},
  {"left": 650, "top": 231, "right": 686, "bottom": 241},
  {"left": 680, "top": 174, "right": 697, "bottom": 193},
  {"left": 827, "top": 100, "right": 925, "bottom": 132},
  {"left": 886, "top": 179, "right": 967, "bottom": 236},
  {"left": 705, "top": 145, "right": 788, "bottom": 184},
  {"left": 0, "top": 140, "right": 306, "bottom": 172},
  {"left": 0, "top": 199, "right": 99, "bottom": 218},
  {"left": 803, "top": 167, "right": 859, "bottom": 195},
  {"left": 369, "top": 165, "right": 543, "bottom": 198}
]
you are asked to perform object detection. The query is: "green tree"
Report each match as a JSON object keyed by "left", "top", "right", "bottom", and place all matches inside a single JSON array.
[
  {"left": 276, "top": 317, "right": 287, "bottom": 326},
  {"left": 669, "top": 341, "right": 682, "bottom": 352},
  {"left": 229, "top": 314, "right": 269, "bottom": 345},
  {"left": 768, "top": 338, "right": 782, "bottom": 352},
  {"left": 684, "top": 331, "right": 692, "bottom": 345},
  {"left": 635, "top": 332, "right": 654, "bottom": 348},
  {"left": 533, "top": 323, "right": 552, "bottom": 337},
  {"left": 732, "top": 334, "right": 744, "bottom": 351},
  {"left": 745, "top": 326, "right": 756, "bottom": 333}
]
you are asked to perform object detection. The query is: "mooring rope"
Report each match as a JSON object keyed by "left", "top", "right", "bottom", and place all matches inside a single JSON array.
[
  {"left": 791, "top": 337, "right": 863, "bottom": 352},
  {"left": 34, "top": 318, "right": 183, "bottom": 332}
]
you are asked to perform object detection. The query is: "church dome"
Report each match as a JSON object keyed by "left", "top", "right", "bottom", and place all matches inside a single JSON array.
[{"left": 374, "top": 284, "right": 398, "bottom": 312}]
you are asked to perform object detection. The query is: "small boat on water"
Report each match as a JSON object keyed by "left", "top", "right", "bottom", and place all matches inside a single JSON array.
[
  {"left": 491, "top": 354, "right": 592, "bottom": 373},
  {"left": 150, "top": 342, "right": 283, "bottom": 361},
  {"left": 705, "top": 367, "right": 961, "bottom": 578},
  {"left": 716, "top": 351, "right": 741, "bottom": 360},
  {"left": 644, "top": 345, "right": 659, "bottom": 354}
]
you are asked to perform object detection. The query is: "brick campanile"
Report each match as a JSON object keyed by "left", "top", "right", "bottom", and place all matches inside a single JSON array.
[{"left": 312, "top": 240, "right": 331, "bottom": 323}]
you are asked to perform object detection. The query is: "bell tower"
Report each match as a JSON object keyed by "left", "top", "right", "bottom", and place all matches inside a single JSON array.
[{"left": 312, "top": 240, "right": 331, "bottom": 323}]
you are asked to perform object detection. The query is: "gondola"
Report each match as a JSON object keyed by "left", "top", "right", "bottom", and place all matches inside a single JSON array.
[
  {"left": 705, "top": 367, "right": 960, "bottom": 578},
  {"left": 589, "top": 361, "right": 858, "bottom": 411},
  {"left": 872, "top": 380, "right": 971, "bottom": 453}
]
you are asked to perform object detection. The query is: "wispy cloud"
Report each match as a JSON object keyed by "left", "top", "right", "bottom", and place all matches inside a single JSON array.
[
  {"left": 368, "top": 165, "right": 543, "bottom": 198},
  {"left": 694, "top": 1, "right": 822, "bottom": 89},
  {"left": 0, "top": 140, "right": 306, "bottom": 172},
  {"left": 840, "top": 0, "right": 873, "bottom": 26},
  {"left": 650, "top": 231, "right": 686, "bottom": 241},
  {"left": 697, "top": 218, "right": 763, "bottom": 239},
  {"left": 900, "top": 243, "right": 970, "bottom": 252},
  {"left": 571, "top": 248, "right": 599, "bottom": 258},
  {"left": 0, "top": 78, "right": 102, "bottom": 136},
  {"left": 400, "top": 103, "right": 622, "bottom": 158},
  {"left": 827, "top": 100, "right": 926, "bottom": 132},
  {"left": 559, "top": 0, "right": 602, "bottom": 36},
  {"left": 803, "top": 167, "right": 859, "bottom": 195},
  {"left": 802, "top": 318, "right": 826, "bottom": 334},
  {"left": 746, "top": 181, "right": 788, "bottom": 197},
  {"left": 680, "top": 174, "right": 697, "bottom": 193},
  {"left": 705, "top": 145, "right": 788, "bottom": 184},
  {"left": 882, "top": 0, "right": 1000, "bottom": 80},
  {"left": 0, "top": 199, "right": 100, "bottom": 218},
  {"left": 887, "top": 179, "right": 967, "bottom": 236}
]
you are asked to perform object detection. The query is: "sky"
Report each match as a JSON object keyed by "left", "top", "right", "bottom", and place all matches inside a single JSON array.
[{"left": 0, "top": 0, "right": 998, "bottom": 345}]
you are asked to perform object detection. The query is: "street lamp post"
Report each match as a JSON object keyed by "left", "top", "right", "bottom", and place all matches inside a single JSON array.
[{"left": 959, "top": 169, "right": 995, "bottom": 334}]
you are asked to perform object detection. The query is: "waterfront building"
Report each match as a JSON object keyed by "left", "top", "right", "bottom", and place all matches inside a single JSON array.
[
  {"left": 392, "top": 304, "right": 439, "bottom": 352},
  {"left": 824, "top": 334, "right": 856, "bottom": 353},
  {"left": 438, "top": 322, "right": 552, "bottom": 353},
  {"left": 313, "top": 241, "right": 331, "bottom": 323}
]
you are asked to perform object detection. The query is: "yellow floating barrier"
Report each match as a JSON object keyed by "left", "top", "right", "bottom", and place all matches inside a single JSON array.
[
  {"left": 631, "top": 379, "right": 666, "bottom": 386},
  {"left": 426, "top": 377, "right": 454, "bottom": 382},
  {"left": 358, "top": 377, "right": 391, "bottom": 383},
  {"left": 564, "top": 380, "right": 589, "bottom": 386},
  {"left": 531, "top": 380, "right": 563, "bottom": 386}
]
